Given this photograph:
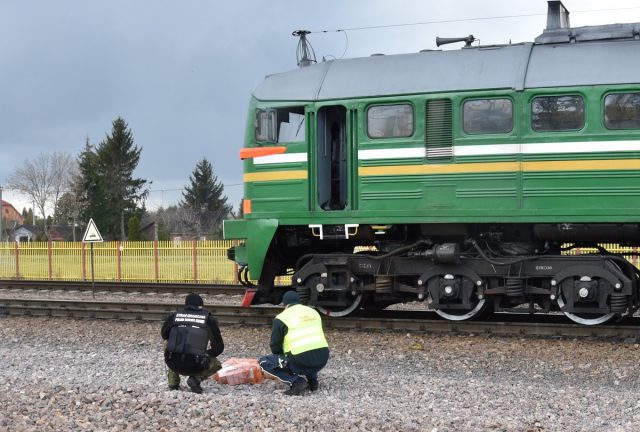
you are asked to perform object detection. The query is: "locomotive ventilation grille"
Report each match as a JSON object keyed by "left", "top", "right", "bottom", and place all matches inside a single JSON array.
[{"left": 426, "top": 98, "right": 453, "bottom": 160}]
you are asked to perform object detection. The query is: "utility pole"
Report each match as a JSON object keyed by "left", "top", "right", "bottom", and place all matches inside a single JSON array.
[{"left": 0, "top": 184, "right": 3, "bottom": 241}]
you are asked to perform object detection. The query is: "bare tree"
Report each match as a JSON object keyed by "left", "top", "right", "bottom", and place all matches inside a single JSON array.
[
  {"left": 147, "top": 205, "right": 216, "bottom": 239},
  {"left": 50, "top": 152, "right": 77, "bottom": 224},
  {"left": 7, "top": 152, "right": 76, "bottom": 237}
]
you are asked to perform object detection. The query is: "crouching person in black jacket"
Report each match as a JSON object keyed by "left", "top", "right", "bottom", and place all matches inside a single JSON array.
[{"left": 161, "top": 293, "right": 224, "bottom": 393}]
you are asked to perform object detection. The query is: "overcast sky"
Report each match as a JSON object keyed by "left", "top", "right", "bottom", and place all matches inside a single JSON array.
[{"left": 2, "top": 0, "right": 640, "bottom": 215}]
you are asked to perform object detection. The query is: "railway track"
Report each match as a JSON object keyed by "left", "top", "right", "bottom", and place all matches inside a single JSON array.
[
  {"left": 0, "top": 279, "right": 245, "bottom": 295},
  {"left": 2, "top": 297, "right": 640, "bottom": 341}
]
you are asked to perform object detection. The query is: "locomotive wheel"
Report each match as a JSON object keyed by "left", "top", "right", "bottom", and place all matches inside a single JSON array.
[
  {"left": 316, "top": 293, "right": 363, "bottom": 317},
  {"left": 556, "top": 295, "right": 616, "bottom": 326},
  {"left": 424, "top": 268, "right": 487, "bottom": 321},
  {"left": 553, "top": 266, "right": 622, "bottom": 326},
  {"left": 433, "top": 297, "right": 487, "bottom": 321}
]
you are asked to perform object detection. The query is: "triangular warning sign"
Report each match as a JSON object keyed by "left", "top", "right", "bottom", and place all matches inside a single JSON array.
[{"left": 82, "top": 218, "right": 104, "bottom": 243}]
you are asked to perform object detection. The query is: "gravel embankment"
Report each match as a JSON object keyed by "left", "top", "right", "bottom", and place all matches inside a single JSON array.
[{"left": 1, "top": 314, "right": 640, "bottom": 431}]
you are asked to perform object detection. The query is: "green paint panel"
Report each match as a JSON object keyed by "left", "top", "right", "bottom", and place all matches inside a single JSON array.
[
  {"left": 247, "top": 179, "right": 308, "bottom": 213},
  {"left": 238, "top": 86, "right": 640, "bottom": 226},
  {"left": 223, "top": 218, "right": 278, "bottom": 279}
]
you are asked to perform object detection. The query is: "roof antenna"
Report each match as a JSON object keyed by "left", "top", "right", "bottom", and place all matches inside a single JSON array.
[{"left": 293, "top": 30, "right": 316, "bottom": 68}]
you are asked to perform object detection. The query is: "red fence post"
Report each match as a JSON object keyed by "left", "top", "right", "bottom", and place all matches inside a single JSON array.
[
  {"left": 47, "top": 241, "right": 53, "bottom": 280},
  {"left": 116, "top": 240, "right": 122, "bottom": 282},
  {"left": 154, "top": 240, "right": 159, "bottom": 282},
  {"left": 192, "top": 240, "right": 198, "bottom": 282},
  {"left": 14, "top": 241, "right": 20, "bottom": 279}
]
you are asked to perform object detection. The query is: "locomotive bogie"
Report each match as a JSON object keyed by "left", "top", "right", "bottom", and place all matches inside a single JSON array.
[{"left": 288, "top": 239, "right": 637, "bottom": 324}]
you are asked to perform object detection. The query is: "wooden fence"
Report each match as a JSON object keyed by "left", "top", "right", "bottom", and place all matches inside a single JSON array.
[{"left": 0, "top": 240, "right": 241, "bottom": 284}]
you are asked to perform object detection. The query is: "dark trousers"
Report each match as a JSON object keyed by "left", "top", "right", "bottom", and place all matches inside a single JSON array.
[
  {"left": 258, "top": 354, "right": 319, "bottom": 386},
  {"left": 166, "top": 356, "right": 222, "bottom": 387}
]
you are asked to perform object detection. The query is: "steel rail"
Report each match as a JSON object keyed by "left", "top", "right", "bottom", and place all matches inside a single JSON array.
[
  {"left": 0, "top": 279, "right": 245, "bottom": 295},
  {"left": 1, "top": 298, "right": 639, "bottom": 341},
  {"left": 0, "top": 298, "right": 276, "bottom": 325}
]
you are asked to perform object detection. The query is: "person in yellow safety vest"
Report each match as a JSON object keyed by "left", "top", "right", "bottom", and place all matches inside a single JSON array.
[{"left": 258, "top": 290, "right": 330, "bottom": 396}]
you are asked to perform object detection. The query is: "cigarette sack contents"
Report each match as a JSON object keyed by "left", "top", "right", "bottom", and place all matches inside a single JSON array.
[{"left": 213, "top": 358, "right": 266, "bottom": 385}]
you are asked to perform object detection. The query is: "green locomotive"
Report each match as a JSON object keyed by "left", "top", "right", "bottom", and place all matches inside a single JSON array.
[{"left": 224, "top": 1, "right": 640, "bottom": 325}]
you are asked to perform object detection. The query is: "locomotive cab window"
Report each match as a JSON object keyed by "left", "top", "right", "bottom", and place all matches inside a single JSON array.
[
  {"left": 463, "top": 98, "right": 513, "bottom": 134},
  {"left": 367, "top": 104, "right": 414, "bottom": 138},
  {"left": 604, "top": 92, "right": 640, "bottom": 130},
  {"left": 531, "top": 95, "right": 584, "bottom": 131},
  {"left": 255, "top": 106, "right": 305, "bottom": 143}
]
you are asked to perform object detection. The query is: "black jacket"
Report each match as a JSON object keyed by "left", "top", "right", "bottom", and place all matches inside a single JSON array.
[{"left": 161, "top": 305, "right": 224, "bottom": 357}]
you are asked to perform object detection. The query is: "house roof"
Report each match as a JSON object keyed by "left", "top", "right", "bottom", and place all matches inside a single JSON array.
[{"left": 1, "top": 199, "right": 20, "bottom": 215}]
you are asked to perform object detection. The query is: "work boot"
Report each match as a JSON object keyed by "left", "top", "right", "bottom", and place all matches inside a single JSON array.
[
  {"left": 308, "top": 378, "right": 319, "bottom": 392},
  {"left": 284, "top": 379, "right": 308, "bottom": 396},
  {"left": 187, "top": 376, "right": 202, "bottom": 394},
  {"left": 168, "top": 384, "right": 179, "bottom": 391}
]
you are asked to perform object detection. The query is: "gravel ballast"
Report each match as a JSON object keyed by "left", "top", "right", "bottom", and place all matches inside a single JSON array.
[{"left": 1, "top": 315, "right": 640, "bottom": 431}]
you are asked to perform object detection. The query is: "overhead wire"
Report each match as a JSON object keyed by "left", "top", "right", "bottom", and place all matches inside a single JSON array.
[{"left": 309, "top": 6, "right": 640, "bottom": 34}]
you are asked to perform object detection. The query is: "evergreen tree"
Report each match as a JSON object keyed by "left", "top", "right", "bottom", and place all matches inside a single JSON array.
[
  {"left": 181, "top": 158, "right": 231, "bottom": 238},
  {"left": 96, "top": 117, "right": 149, "bottom": 240},
  {"left": 127, "top": 216, "right": 141, "bottom": 241},
  {"left": 76, "top": 139, "right": 109, "bottom": 234},
  {"left": 21, "top": 207, "right": 34, "bottom": 225},
  {"left": 156, "top": 220, "right": 170, "bottom": 241},
  {"left": 237, "top": 198, "right": 244, "bottom": 219}
]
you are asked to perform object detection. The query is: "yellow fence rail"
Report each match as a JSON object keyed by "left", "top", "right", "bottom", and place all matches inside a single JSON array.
[
  {"left": 0, "top": 240, "right": 639, "bottom": 283},
  {"left": 0, "top": 240, "right": 243, "bottom": 284}
]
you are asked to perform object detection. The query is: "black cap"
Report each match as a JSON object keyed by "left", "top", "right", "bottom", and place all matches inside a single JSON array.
[
  {"left": 185, "top": 293, "right": 204, "bottom": 309},
  {"left": 282, "top": 291, "right": 300, "bottom": 306}
]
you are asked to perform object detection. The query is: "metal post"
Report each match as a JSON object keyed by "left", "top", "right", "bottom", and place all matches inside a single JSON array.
[
  {"left": 0, "top": 184, "right": 4, "bottom": 242},
  {"left": 90, "top": 242, "right": 95, "bottom": 292}
]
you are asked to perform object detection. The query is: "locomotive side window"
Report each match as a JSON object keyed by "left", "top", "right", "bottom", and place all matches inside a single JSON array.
[
  {"left": 255, "top": 106, "right": 305, "bottom": 143},
  {"left": 255, "top": 109, "right": 276, "bottom": 142},
  {"left": 604, "top": 93, "right": 640, "bottom": 130},
  {"left": 366, "top": 104, "right": 414, "bottom": 138},
  {"left": 531, "top": 95, "right": 584, "bottom": 131},
  {"left": 463, "top": 98, "right": 513, "bottom": 134}
]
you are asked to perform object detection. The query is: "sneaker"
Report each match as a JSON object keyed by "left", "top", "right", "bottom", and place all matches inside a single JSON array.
[
  {"left": 284, "top": 379, "right": 308, "bottom": 396},
  {"left": 308, "top": 379, "right": 319, "bottom": 392},
  {"left": 168, "top": 384, "right": 179, "bottom": 391},
  {"left": 187, "top": 376, "right": 202, "bottom": 394}
]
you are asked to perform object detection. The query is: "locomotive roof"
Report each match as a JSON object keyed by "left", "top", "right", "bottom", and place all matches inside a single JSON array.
[{"left": 253, "top": 23, "right": 640, "bottom": 101}]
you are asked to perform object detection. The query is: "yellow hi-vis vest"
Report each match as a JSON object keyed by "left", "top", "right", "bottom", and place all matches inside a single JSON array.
[{"left": 276, "top": 304, "right": 329, "bottom": 355}]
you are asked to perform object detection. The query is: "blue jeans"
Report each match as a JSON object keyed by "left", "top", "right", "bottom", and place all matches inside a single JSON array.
[{"left": 258, "top": 354, "right": 318, "bottom": 386}]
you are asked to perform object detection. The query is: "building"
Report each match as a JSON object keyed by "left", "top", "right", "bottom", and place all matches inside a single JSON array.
[
  {"left": 1, "top": 200, "right": 24, "bottom": 240},
  {"left": 11, "top": 225, "right": 38, "bottom": 243},
  {"left": 9, "top": 225, "right": 76, "bottom": 243}
]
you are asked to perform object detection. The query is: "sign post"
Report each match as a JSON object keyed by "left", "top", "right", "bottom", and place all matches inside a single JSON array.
[{"left": 82, "top": 218, "right": 104, "bottom": 292}]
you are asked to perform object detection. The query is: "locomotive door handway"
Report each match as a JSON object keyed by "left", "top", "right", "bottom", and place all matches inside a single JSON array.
[{"left": 316, "top": 105, "right": 349, "bottom": 211}]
